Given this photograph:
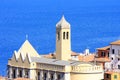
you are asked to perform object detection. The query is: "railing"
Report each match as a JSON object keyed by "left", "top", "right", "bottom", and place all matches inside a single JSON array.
[{"left": 71, "top": 66, "right": 103, "bottom": 73}]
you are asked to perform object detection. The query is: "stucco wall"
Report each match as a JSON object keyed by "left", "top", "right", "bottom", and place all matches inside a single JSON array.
[{"left": 71, "top": 72, "right": 104, "bottom": 80}]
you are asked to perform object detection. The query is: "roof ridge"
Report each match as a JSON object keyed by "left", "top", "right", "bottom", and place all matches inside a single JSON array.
[
  {"left": 56, "top": 15, "right": 70, "bottom": 29},
  {"left": 17, "top": 40, "right": 40, "bottom": 58}
]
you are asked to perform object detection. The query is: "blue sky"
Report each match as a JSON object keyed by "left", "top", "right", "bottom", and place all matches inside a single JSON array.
[
  {"left": 0, "top": 0, "right": 120, "bottom": 11},
  {"left": 0, "top": 0, "right": 120, "bottom": 76}
]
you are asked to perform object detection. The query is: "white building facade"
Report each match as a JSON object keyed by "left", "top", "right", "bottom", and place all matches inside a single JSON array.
[{"left": 105, "top": 40, "right": 120, "bottom": 72}]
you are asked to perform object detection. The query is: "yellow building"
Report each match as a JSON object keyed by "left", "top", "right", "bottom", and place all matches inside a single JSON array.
[
  {"left": 104, "top": 71, "right": 120, "bottom": 80},
  {"left": 7, "top": 16, "right": 104, "bottom": 80}
]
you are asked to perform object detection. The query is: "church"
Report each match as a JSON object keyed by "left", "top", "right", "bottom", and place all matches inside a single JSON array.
[{"left": 7, "top": 16, "right": 104, "bottom": 80}]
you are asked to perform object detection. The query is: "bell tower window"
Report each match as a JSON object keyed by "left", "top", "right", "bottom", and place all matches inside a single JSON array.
[
  {"left": 66, "top": 32, "right": 69, "bottom": 39},
  {"left": 57, "top": 32, "right": 60, "bottom": 40},
  {"left": 63, "top": 32, "right": 65, "bottom": 39}
]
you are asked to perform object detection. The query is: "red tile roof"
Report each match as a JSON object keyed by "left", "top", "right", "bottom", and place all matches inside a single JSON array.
[
  {"left": 44, "top": 53, "right": 54, "bottom": 58},
  {"left": 97, "top": 46, "right": 110, "bottom": 50},
  {"left": 44, "top": 51, "right": 78, "bottom": 58},
  {"left": 105, "top": 71, "right": 114, "bottom": 74},
  {"left": 78, "top": 54, "right": 95, "bottom": 62},
  {"left": 71, "top": 51, "right": 78, "bottom": 56},
  {"left": 110, "top": 40, "right": 120, "bottom": 45},
  {"left": 95, "top": 58, "right": 110, "bottom": 62}
]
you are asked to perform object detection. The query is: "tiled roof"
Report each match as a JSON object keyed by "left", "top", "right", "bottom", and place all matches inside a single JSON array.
[
  {"left": 97, "top": 46, "right": 110, "bottom": 50},
  {"left": 78, "top": 54, "right": 95, "bottom": 62},
  {"left": 110, "top": 40, "right": 120, "bottom": 45},
  {"left": 71, "top": 51, "right": 78, "bottom": 56},
  {"left": 105, "top": 71, "right": 114, "bottom": 74},
  {"left": 95, "top": 58, "right": 110, "bottom": 62},
  {"left": 44, "top": 53, "right": 55, "bottom": 58},
  {"left": 44, "top": 51, "right": 78, "bottom": 59}
]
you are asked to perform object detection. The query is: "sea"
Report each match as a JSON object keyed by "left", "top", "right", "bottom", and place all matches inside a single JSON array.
[{"left": 0, "top": 0, "right": 120, "bottom": 76}]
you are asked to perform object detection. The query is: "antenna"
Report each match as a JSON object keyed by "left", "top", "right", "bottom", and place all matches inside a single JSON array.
[{"left": 26, "top": 34, "right": 28, "bottom": 40}]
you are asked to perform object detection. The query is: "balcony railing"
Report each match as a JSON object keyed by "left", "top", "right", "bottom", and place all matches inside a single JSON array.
[{"left": 71, "top": 66, "right": 103, "bottom": 73}]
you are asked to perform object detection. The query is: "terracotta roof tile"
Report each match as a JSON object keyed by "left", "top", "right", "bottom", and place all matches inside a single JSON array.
[
  {"left": 78, "top": 54, "right": 95, "bottom": 62},
  {"left": 44, "top": 51, "right": 78, "bottom": 58},
  {"left": 95, "top": 58, "right": 110, "bottom": 62},
  {"left": 97, "top": 46, "right": 110, "bottom": 50},
  {"left": 110, "top": 40, "right": 120, "bottom": 45},
  {"left": 105, "top": 71, "right": 114, "bottom": 74},
  {"left": 71, "top": 51, "right": 78, "bottom": 56},
  {"left": 44, "top": 54, "right": 55, "bottom": 58}
]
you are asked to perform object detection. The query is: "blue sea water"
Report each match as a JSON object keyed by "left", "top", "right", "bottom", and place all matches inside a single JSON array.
[{"left": 0, "top": 0, "right": 120, "bottom": 76}]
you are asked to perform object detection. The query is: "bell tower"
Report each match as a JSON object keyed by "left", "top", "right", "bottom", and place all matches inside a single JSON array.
[{"left": 56, "top": 16, "right": 71, "bottom": 61}]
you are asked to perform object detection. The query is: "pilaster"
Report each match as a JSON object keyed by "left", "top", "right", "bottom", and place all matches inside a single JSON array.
[
  {"left": 40, "top": 70, "right": 43, "bottom": 80},
  {"left": 54, "top": 72, "right": 57, "bottom": 80}
]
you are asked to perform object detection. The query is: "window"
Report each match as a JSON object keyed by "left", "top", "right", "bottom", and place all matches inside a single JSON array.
[
  {"left": 63, "top": 32, "right": 65, "bottom": 39},
  {"left": 118, "top": 50, "right": 120, "bottom": 56},
  {"left": 57, "top": 32, "right": 60, "bottom": 40},
  {"left": 118, "top": 58, "right": 120, "bottom": 61},
  {"left": 13, "top": 69, "right": 16, "bottom": 78},
  {"left": 57, "top": 74, "right": 61, "bottom": 80},
  {"left": 118, "top": 65, "right": 120, "bottom": 69},
  {"left": 111, "top": 64, "right": 113, "bottom": 69},
  {"left": 101, "top": 51, "right": 105, "bottom": 57},
  {"left": 44, "top": 73, "right": 47, "bottom": 80},
  {"left": 111, "top": 57, "right": 113, "bottom": 60},
  {"left": 66, "top": 32, "right": 69, "bottom": 39},
  {"left": 108, "top": 52, "right": 109, "bottom": 57},
  {"left": 25, "top": 71, "right": 29, "bottom": 78},
  {"left": 38, "top": 72, "right": 40, "bottom": 80},
  {"left": 114, "top": 75, "right": 117, "bottom": 79},
  {"left": 112, "top": 49, "right": 115, "bottom": 54},
  {"left": 19, "top": 70, "right": 22, "bottom": 77},
  {"left": 106, "top": 74, "right": 110, "bottom": 78},
  {"left": 50, "top": 74, "right": 54, "bottom": 80}
]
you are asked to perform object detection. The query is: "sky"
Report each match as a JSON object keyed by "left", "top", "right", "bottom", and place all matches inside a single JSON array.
[
  {"left": 0, "top": 0, "right": 120, "bottom": 53},
  {"left": 0, "top": 0, "right": 120, "bottom": 11},
  {"left": 0, "top": 0, "right": 120, "bottom": 76}
]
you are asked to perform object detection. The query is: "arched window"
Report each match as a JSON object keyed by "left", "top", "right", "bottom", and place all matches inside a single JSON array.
[
  {"left": 66, "top": 32, "right": 69, "bottom": 39},
  {"left": 63, "top": 32, "right": 65, "bottom": 39}
]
